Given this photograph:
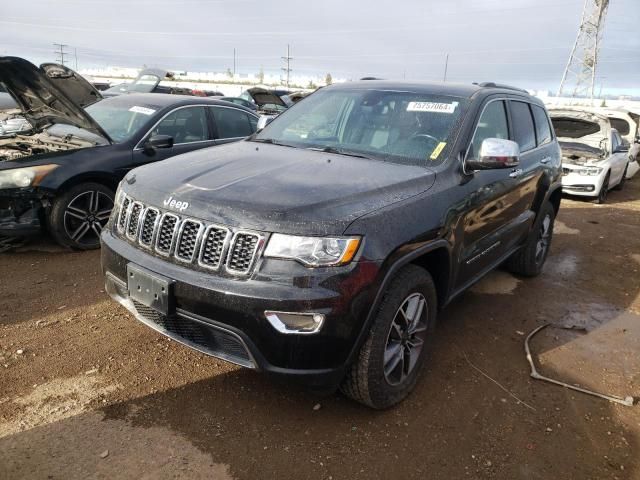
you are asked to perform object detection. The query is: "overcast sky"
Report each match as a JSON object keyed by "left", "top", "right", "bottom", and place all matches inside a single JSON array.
[{"left": 1, "top": 0, "right": 638, "bottom": 94}]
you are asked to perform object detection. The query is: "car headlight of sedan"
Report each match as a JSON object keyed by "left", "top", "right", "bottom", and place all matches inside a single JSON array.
[
  {"left": 264, "top": 233, "right": 361, "bottom": 267},
  {"left": 576, "top": 166, "right": 603, "bottom": 176},
  {"left": 0, "top": 164, "right": 59, "bottom": 189}
]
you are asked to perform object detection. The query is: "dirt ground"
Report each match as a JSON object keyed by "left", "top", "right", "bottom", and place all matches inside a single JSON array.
[{"left": 1, "top": 179, "right": 639, "bottom": 480}]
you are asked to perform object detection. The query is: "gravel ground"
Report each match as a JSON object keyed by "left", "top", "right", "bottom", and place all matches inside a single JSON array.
[{"left": 1, "top": 179, "right": 639, "bottom": 480}]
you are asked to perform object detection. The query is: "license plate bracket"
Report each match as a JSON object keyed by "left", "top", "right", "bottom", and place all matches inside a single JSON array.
[{"left": 127, "top": 263, "right": 175, "bottom": 315}]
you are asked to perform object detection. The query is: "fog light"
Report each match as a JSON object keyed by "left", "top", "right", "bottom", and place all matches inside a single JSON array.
[{"left": 264, "top": 311, "right": 325, "bottom": 334}]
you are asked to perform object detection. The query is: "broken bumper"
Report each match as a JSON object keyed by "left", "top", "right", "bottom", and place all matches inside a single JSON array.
[{"left": 0, "top": 189, "right": 45, "bottom": 237}]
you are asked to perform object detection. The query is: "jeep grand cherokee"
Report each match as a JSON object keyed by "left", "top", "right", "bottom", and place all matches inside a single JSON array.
[{"left": 101, "top": 81, "right": 562, "bottom": 408}]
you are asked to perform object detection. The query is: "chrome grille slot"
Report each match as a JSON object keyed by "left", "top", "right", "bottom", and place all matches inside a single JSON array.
[
  {"left": 175, "top": 219, "right": 203, "bottom": 262},
  {"left": 126, "top": 202, "right": 143, "bottom": 239},
  {"left": 155, "top": 213, "right": 179, "bottom": 255},
  {"left": 198, "top": 225, "right": 230, "bottom": 270},
  {"left": 117, "top": 197, "right": 131, "bottom": 233},
  {"left": 226, "top": 232, "right": 262, "bottom": 275},
  {"left": 139, "top": 208, "right": 159, "bottom": 247}
]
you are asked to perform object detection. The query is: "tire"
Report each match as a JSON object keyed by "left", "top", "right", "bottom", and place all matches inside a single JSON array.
[
  {"left": 48, "top": 182, "right": 115, "bottom": 250},
  {"left": 340, "top": 265, "right": 437, "bottom": 409},
  {"left": 614, "top": 165, "right": 628, "bottom": 191},
  {"left": 505, "top": 201, "right": 555, "bottom": 277},
  {"left": 594, "top": 172, "right": 610, "bottom": 204}
]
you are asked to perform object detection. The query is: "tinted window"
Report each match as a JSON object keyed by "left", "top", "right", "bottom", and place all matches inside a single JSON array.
[
  {"left": 152, "top": 107, "right": 209, "bottom": 144},
  {"left": 468, "top": 100, "right": 509, "bottom": 159},
  {"left": 510, "top": 101, "right": 536, "bottom": 152},
  {"left": 211, "top": 107, "right": 255, "bottom": 138},
  {"left": 610, "top": 118, "right": 630, "bottom": 136},
  {"left": 532, "top": 105, "right": 553, "bottom": 146}
]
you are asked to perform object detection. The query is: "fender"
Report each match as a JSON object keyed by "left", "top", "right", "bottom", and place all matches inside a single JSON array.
[{"left": 344, "top": 239, "right": 452, "bottom": 367}]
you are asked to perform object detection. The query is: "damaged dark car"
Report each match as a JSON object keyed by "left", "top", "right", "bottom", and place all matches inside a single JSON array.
[{"left": 0, "top": 57, "right": 259, "bottom": 250}]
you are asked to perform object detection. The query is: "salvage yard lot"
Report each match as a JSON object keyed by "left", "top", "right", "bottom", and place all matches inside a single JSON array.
[{"left": 1, "top": 181, "right": 639, "bottom": 479}]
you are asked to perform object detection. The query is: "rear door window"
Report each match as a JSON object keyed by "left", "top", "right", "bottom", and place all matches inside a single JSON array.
[
  {"left": 210, "top": 107, "right": 255, "bottom": 139},
  {"left": 510, "top": 101, "right": 536, "bottom": 152},
  {"left": 468, "top": 100, "right": 509, "bottom": 160},
  {"left": 531, "top": 105, "right": 553, "bottom": 146}
]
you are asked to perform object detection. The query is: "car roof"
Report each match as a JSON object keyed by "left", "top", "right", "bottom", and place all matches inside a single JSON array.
[
  {"left": 327, "top": 80, "right": 537, "bottom": 102},
  {"left": 96, "top": 93, "right": 257, "bottom": 114}
]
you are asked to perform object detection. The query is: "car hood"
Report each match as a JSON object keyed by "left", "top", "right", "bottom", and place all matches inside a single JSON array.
[
  {"left": 123, "top": 141, "right": 436, "bottom": 235},
  {"left": 40, "top": 63, "right": 103, "bottom": 108},
  {"left": 245, "top": 88, "right": 288, "bottom": 109},
  {"left": 0, "top": 57, "right": 111, "bottom": 141}
]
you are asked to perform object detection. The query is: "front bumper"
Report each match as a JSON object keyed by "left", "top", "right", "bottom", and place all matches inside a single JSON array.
[
  {"left": 101, "top": 229, "right": 381, "bottom": 389},
  {"left": 561, "top": 168, "right": 605, "bottom": 197},
  {"left": 0, "top": 189, "right": 45, "bottom": 237}
]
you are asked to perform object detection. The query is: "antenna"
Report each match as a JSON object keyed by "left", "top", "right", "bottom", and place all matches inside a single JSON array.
[
  {"left": 281, "top": 44, "right": 293, "bottom": 88},
  {"left": 557, "top": 0, "right": 609, "bottom": 102}
]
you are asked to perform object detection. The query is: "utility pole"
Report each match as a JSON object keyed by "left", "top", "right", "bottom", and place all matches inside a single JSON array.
[
  {"left": 443, "top": 53, "right": 449, "bottom": 82},
  {"left": 281, "top": 44, "right": 293, "bottom": 88},
  {"left": 233, "top": 48, "right": 236, "bottom": 77},
  {"left": 557, "top": 0, "right": 609, "bottom": 102},
  {"left": 53, "top": 43, "right": 69, "bottom": 66},
  {"left": 74, "top": 48, "right": 78, "bottom": 70}
]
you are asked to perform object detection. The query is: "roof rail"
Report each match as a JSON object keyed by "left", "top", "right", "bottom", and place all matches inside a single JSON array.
[{"left": 474, "top": 82, "right": 529, "bottom": 94}]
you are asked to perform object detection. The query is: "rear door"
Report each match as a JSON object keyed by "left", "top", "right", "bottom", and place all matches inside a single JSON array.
[
  {"left": 209, "top": 106, "right": 258, "bottom": 144},
  {"left": 610, "top": 130, "right": 628, "bottom": 184},
  {"left": 130, "top": 105, "right": 216, "bottom": 168}
]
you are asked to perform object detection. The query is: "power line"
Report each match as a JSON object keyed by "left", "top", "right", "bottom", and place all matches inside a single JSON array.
[{"left": 53, "top": 42, "right": 69, "bottom": 65}]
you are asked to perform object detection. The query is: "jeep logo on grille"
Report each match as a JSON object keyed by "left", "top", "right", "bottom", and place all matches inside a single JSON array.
[{"left": 163, "top": 196, "right": 189, "bottom": 212}]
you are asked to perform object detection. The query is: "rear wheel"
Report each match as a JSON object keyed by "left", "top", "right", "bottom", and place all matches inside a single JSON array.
[
  {"left": 595, "top": 172, "right": 610, "bottom": 204},
  {"left": 506, "top": 201, "right": 555, "bottom": 277},
  {"left": 49, "top": 182, "right": 114, "bottom": 250},
  {"left": 340, "top": 265, "right": 437, "bottom": 409}
]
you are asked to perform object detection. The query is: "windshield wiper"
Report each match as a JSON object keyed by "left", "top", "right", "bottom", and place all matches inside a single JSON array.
[
  {"left": 307, "top": 145, "right": 374, "bottom": 160},
  {"left": 250, "top": 138, "right": 297, "bottom": 148}
]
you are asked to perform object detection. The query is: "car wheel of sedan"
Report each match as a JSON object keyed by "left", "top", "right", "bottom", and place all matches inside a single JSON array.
[
  {"left": 49, "top": 182, "right": 114, "bottom": 250},
  {"left": 506, "top": 201, "right": 555, "bottom": 277},
  {"left": 340, "top": 265, "right": 437, "bottom": 409},
  {"left": 595, "top": 172, "right": 610, "bottom": 204},
  {"left": 614, "top": 165, "right": 628, "bottom": 191}
]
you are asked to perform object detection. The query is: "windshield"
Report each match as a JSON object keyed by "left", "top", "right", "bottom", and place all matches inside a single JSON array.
[
  {"left": 86, "top": 101, "right": 157, "bottom": 143},
  {"left": 254, "top": 88, "right": 468, "bottom": 166}
]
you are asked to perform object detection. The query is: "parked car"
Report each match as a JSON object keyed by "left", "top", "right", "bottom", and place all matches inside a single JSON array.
[
  {"left": 549, "top": 108, "right": 630, "bottom": 203},
  {"left": 102, "top": 80, "right": 562, "bottom": 408},
  {"left": 594, "top": 107, "right": 640, "bottom": 179},
  {"left": 102, "top": 68, "right": 192, "bottom": 97},
  {"left": 0, "top": 57, "right": 259, "bottom": 249},
  {"left": 239, "top": 87, "right": 288, "bottom": 115}
]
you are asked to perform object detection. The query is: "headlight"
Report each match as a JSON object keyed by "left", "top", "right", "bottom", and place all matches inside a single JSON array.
[
  {"left": 576, "top": 166, "right": 603, "bottom": 176},
  {"left": 0, "top": 164, "right": 59, "bottom": 189},
  {"left": 264, "top": 233, "right": 361, "bottom": 267}
]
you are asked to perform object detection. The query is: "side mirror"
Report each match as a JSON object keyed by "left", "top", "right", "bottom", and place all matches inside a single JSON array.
[
  {"left": 144, "top": 134, "right": 174, "bottom": 153},
  {"left": 613, "top": 144, "right": 629, "bottom": 154},
  {"left": 466, "top": 138, "right": 520, "bottom": 171},
  {"left": 256, "top": 115, "right": 275, "bottom": 131}
]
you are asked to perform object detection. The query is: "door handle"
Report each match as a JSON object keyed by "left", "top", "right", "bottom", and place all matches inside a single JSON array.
[
  {"left": 509, "top": 169, "right": 523, "bottom": 178},
  {"left": 540, "top": 156, "right": 551, "bottom": 164}
]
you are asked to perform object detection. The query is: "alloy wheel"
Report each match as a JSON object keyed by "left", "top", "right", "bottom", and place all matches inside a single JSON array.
[
  {"left": 383, "top": 293, "right": 428, "bottom": 386},
  {"left": 63, "top": 190, "right": 113, "bottom": 246},
  {"left": 535, "top": 214, "right": 552, "bottom": 265}
]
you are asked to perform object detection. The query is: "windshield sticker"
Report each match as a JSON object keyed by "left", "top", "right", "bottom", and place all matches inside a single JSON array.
[
  {"left": 430, "top": 142, "right": 447, "bottom": 160},
  {"left": 407, "top": 101, "right": 458, "bottom": 114},
  {"left": 129, "top": 106, "right": 156, "bottom": 116}
]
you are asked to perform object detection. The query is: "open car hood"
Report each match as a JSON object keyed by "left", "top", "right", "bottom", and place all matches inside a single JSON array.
[
  {"left": 245, "top": 87, "right": 288, "bottom": 109},
  {"left": 0, "top": 57, "right": 110, "bottom": 141},
  {"left": 40, "top": 63, "right": 103, "bottom": 108},
  {"left": 103, "top": 68, "right": 175, "bottom": 97}
]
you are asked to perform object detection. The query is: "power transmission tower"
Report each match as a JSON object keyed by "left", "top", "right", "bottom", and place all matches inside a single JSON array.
[
  {"left": 53, "top": 43, "right": 70, "bottom": 66},
  {"left": 281, "top": 44, "right": 293, "bottom": 88},
  {"left": 557, "top": 0, "right": 609, "bottom": 101}
]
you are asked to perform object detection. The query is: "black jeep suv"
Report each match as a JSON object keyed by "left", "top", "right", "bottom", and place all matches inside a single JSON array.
[{"left": 101, "top": 81, "right": 562, "bottom": 408}]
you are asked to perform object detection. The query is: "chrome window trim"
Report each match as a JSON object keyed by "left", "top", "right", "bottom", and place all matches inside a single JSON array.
[
  {"left": 174, "top": 218, "right": 205, "bottom": 263},
  {"left": 125, "top": 201, "right": 144, "bottom": 241},
  {"left": 154, "top": 212, "right": 180, "bottom": 257},
  {"left": 197, "top": 224, "right": 232, "bottom": 271},
  {"left": 138, "top": 207, "right": 160, "bottom": 249},
  {"left": 225, "top": 230, "right": 265, "bottom": 276},
  {"left": 134, "top": 104, "right": 259, "bottom": 150}
]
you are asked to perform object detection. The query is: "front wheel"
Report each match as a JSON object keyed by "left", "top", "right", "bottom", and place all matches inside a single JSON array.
[
  {"left": 340, "top": 265, "right": 437, "bottom": 409},
  {"left": 595, "top": 172, "right": 610, "bottom": 204},
  {"left": 49, "top": 182, "right": 114, "bottom": 250},
  {"left": 506, "top": 201, "right": 555, "bottom": 277}
]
